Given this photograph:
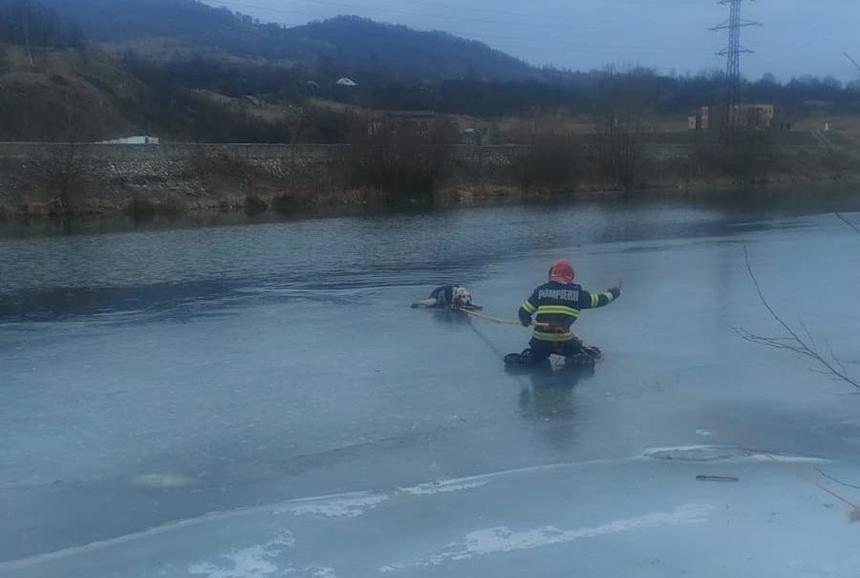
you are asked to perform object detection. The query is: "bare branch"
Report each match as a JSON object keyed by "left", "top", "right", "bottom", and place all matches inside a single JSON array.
[
  {"left": 835, "top": 212, "right": 860, "bottom": 236},
  {"left": 743, "top": 248, "right": 807, "bottom": 344},
  {"left": 739, "top": 247, "right": 860, "bottom": 391},
  {"left": 799, "top": 321, "right": 818, "bottom": 353},
  {"left": 815, "top": 466, "right": 860, "bottom": 490},
  {"left": 826, "top": 339, "right": 850, "bottom": 376},
  {"left": 810, "top": 368, "right": 834, "bottom": 376}
]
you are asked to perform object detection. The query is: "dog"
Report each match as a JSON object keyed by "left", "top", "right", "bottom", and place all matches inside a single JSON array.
[{"left": 411, "top": 285, "right": 482, "bottom": 311}]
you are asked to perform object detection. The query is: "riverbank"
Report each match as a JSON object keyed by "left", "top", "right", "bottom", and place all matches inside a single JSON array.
[{"left": 0, "top": 140, "right": 858, "bottom": 220}]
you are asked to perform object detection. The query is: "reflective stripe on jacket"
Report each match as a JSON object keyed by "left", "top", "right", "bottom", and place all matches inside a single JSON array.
[{"left": 518, "top": 281, "right": 620, "bottom": 342}]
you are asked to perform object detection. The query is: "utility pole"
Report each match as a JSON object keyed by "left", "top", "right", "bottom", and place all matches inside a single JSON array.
[{"left": 711, "top": 0, "right": 760, "bottom": 128}]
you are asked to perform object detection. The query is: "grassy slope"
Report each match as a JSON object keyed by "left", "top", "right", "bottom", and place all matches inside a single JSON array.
[{"left": 0, "top": 44, "right": 146, "bottom": 141}]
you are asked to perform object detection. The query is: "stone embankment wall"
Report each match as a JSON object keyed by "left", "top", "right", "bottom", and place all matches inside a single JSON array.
[{"left": 0, "top": 142, "right": 527, "bottom": 181}]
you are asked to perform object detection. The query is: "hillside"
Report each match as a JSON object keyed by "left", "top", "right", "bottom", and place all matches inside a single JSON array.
[
  {"left": 35, "top": 0, "right": 534, "bottom": 81},
  {"left": 2, "top": 0, "right": 859, "bottom": 144},
  {"left": 0, "top": 39, "right": 307, "bottom": 143},
  {"left": 279, "top": 16, "right": 534, "bottom": 81},
  {"left": 0, "top": 44, "right": 141, "bottom": 141}
]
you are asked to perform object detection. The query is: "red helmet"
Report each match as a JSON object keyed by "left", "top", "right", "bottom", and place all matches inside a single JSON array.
[{"left": 549, "top": 259, "right": 575, "bottom": 284}]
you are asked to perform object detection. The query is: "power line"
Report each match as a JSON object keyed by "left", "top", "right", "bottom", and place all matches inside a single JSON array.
[
  {"left": 204, "top": 0, "right": 677, "bottom": 34},
  {"left": 202, "top": 0, "right": 709, "bottom": 72},
  {"left": 464, "top": 35, "right": 692, "bottom": 55},
  {"left": 382, "top": 0, "right": 693, "bottom": 22},
  {"left": 205, "top": 0, "right": 694, "bottom": 53},
  {"left": 210, "top": 3, "right": 681, "bottom": 55},
  {"left": 844, "top": 52, "right": 860, "bottom": 76}
]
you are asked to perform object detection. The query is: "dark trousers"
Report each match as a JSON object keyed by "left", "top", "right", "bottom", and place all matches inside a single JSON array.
[{"left": 527, "top": 337, "right": 584, "bottom": 360}]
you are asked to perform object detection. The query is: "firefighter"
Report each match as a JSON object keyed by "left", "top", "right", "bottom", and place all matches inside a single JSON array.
[{"left": 515, "top": 259, "right": 622, "bottom": 365}]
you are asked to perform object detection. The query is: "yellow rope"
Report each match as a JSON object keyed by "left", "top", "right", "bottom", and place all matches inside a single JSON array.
[{"left": 460, "top": 308, "right": 528, "bottom": 327}]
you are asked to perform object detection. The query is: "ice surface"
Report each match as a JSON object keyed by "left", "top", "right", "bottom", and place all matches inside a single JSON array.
[{"left": 2, "top": 200, "right": 860, "bottom": 576}]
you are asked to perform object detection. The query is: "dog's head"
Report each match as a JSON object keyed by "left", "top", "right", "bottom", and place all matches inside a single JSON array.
[{"left": 452, "top": 286, "right": 472, "bottom": 307}]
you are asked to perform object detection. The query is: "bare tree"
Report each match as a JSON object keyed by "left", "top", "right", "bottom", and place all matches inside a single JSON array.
[
  {"left": 349, "top": 115, "right": 455, "bottom": 199},
  {"left": 596, "top": 111, "right": 644, "bottom": 192},
  {"left": 722, "top": 129, "right": 773, "bottom": 185},
  {"left": 736, "top": 246, "right": 859, "bottom": 391},
  {"left": 512, "top": 131, "right": 580, "bottom": 191},
  {"left": 43, "top": 143, "right": 87, "bottom": 213}
]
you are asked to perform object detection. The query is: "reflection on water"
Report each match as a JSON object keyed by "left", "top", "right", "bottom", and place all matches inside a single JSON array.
[
  {"left": 514, "top": 364, "right": 596, "bottom": 449},
  {"left": 518, "top": 367, "right": 594, "bottom": 420}
]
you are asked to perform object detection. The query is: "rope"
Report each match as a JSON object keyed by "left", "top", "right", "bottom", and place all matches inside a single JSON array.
[
  {"left": 460, "top": 309, "right": 557, "bottom": 333},
  {"left": 460, "top": 308, "right": 526, "bottom": 327},
  {"left": 461, "top": 309, "right": 535, "bottom": 390}
]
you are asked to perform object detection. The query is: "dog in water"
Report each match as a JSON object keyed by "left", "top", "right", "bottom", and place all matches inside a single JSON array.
[{"left": 411, "top": 285, "right": 482, "bottom": 311}]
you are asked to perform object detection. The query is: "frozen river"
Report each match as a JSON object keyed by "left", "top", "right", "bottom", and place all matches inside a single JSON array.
[{"left": 2, "top": 196, "right": 860, "bottom": 577}]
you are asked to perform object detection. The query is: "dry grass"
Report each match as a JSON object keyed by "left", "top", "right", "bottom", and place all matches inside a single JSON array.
[
  {"left": 125, "top": 196, "right": 184, "bottom": 218},
  {"left": 793, "top": 114, "right": 860, "bottom": 145},
  {"left": 493, "top": 112, "right": 689, "bottom": 143},
  {"left": 307, "top": 98, "right": 366, "bottom": 115},
  {"left": 192, "top": 89, "right": 303, "bottom": 124},
  {"left": 0, "top": 45, "right": 142, "bottom": 141}
]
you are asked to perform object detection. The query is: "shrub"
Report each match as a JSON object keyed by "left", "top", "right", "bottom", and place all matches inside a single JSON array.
[
  {"left": 722, "top": 130, "right": 773, "bottom": 185},
  {"left": 125, "top": 197, "right": 181, "bottom": 219},
  {"left": 41, "top": 144, "right": 89, "bottom": 212},
  {"left": 511, "top": 132, "right": 580, "bottom": 190},
  {"left": 348, "top": 116, "right": 455, "bottom": 200},
  {"left": 596, "top": 113, "right": 645, "bottom": 191},
  {"left": 272, "top": 193, "right": 301, "bottom": 214},
  {"left": 244, "top": 194, "right": 269, "bottom": 212},
  {"left": 188, "top": 149, "right": 260, "bottom": 180},
  {"left": 695, "top": 130, "right": 774, "bottom": 185}
]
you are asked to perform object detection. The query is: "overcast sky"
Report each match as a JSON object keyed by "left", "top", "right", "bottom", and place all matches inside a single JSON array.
[{"left": 203, "top": 0, "right": 859, "bottom": 81}]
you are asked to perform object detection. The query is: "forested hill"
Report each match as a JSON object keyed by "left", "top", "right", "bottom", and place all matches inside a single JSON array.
[
  {"left": 281, "top": 16, "right": 535, "bottom": 81},
  {"left": 33, "top": 0, "right": 535, "bottom": 81},
  {"left": 1, "top": 0, "right": 858, "bottom": 143}
]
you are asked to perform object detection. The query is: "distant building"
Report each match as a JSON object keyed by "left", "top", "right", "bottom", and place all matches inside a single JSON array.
[
  {"left": 99, "top": 136, "right": 160, "bottom": 144},
  {"left": 687, "top": 104, "right": 775, "bottom": 131},
  {"left": 461, "top": 127, "right": 483, "bottom": 145},
  {"left": 687, "top": 114, "right": 698, "bottom": 131},
  {"left": 336, "top": 77, "right": 358, "bottom": 87}
]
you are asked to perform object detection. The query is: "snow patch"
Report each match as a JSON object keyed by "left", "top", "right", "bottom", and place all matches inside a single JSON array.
[
  {"left": 281, "top": 494, "right": 388, "bottom": 518},
  {"left": 381, "top": 504, "right": 712, "bottom": 571},
  {"left": 398, "top": 480, "right": 487, "bottom": 496},
  {"left": 746, "top": 453, "right": 826, "bottom": 464},
  {"left": 129, "top": 473, "right": 197, "bottom": 488},
  {"left": 644, "top": 445, "right": 748, "bottom": 461},
  {"left": 188, "top": 533, "right": 295, "bottom": 578},
  {"left": 643, "top": 445, "right": 825, "bottom": 464}
]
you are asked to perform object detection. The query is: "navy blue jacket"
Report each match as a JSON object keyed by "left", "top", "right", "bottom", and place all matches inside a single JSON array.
[{"left": 518, "top": 282, "right": 620, "bottom": 342}]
